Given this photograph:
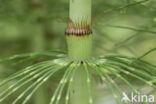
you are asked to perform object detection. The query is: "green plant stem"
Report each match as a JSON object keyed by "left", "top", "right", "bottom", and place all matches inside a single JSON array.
[
  {"left": 32, "top": 26, "right": 49, "bottom": 104},
  {"left": 66, "top": 0, "right": 92, "bottom": 60},
  {"left": 70, "top": 65, "right": 90, "bottom": 104},
  {"left": 30, "top": 0, "right": 48, "bottom": 102},
  {"left": 31, "top": 24, "right": 45, "bottom": 52},
  {"left": 66, "top": 35, "right": 92, "bottom": 60},
  {"left": 70, "top": 0, "right": 91, "bottom": 24},
  {"left": 67, "top": 0, "right": 92, "bottom": 104},
  {"left": 32, "top": 24, "right": 48, "bottom": 104}
]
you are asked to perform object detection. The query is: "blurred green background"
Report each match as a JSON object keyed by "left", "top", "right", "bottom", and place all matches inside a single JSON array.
[{"left": 0, "top": 0, "right": 156, "bottom": 104}]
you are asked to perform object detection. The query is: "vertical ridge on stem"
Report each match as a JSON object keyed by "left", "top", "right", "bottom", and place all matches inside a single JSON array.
[
  {"left": 66, "top": 0, "right": 92, "bottom": 104},
  {"left": 66, "top": 0, "right": 92, "bottom": 61}
]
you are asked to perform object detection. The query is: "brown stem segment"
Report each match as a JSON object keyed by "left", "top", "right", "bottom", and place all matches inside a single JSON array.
[{"left": 65, "top": 20, "right": 92, "bottom": 36}]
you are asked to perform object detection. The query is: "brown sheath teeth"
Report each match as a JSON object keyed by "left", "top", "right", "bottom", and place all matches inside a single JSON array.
[{"left": 65, "top": 20, "right": 92, "bottom": 36}]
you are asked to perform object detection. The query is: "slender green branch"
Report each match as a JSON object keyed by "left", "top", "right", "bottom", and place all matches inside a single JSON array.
[
  {"left": 103, "top": 25, "right": 156, "bottom": 35},
  {"left": 138, "top": 48, "right": 156, "bottom": 59},
  {"left": 103, "top": 0, "right": 149, "bottom": 13}
]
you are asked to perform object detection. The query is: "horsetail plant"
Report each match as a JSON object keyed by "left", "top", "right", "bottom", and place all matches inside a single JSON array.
[{"left": 0, "top": 0, "right": 156, "bottom": 104}]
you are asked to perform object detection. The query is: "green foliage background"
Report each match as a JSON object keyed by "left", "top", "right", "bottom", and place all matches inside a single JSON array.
[{"left": 0, "top": 0, "right": 156, "bottom": 104}]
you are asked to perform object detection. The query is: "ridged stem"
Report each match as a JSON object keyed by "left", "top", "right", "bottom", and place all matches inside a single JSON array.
[
  {"left": 70, "top": 65, "right": 90, "bottom": 104},
  {"left": 66, "top": 0, "right": 92, "bottom": 61},
  {"left": 70, "top": 0, "right": 91, "bottom": 24},
  {"left": 67, "top": 0, "right": 92, "bottom": 104},
  {"left": 66, "top": 35, "right": 92, "bottom": 60},
  {"left": 30, "top": 0, "right": 48, "bottom": 104}
]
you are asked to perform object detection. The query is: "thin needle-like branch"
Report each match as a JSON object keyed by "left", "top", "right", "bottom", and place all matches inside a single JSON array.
[
  {"left": 22, "top": 64, "right": 67, "bottom": 104},
  {"left": 88, "top": 63, "right": 120, "bottom": 104},
  {"left": 0, "top": 64, "right": 55, "bottom": 103},
  {"left": 104, "top": 65, "right": 148, "bottom": 104},
  {"left": 84, "top": 62, "right": 93, "bottom": 104}
]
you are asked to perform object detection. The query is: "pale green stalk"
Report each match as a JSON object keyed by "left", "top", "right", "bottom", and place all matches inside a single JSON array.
[
  {"left": 66, "top": 0, "right": 92, "bottom": 60},
  {"left": 66, "top": 35, "right": 92, "bottom": 60},
  {"left": 70, "top": 0, "right": 91, "bottom": 24},
  {"left": 70, "top": 66, "right": 90, "bottom": 104},
  {"left": 66, "top": 0, "right": 92, "bottom": 104},
  {"left": 31, "top": 0, "right": 47, "bottom": 103}
]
